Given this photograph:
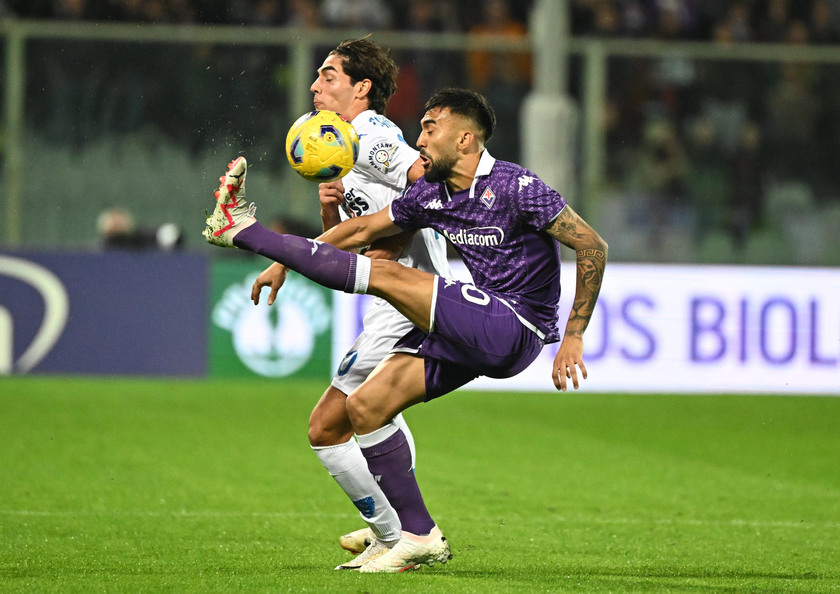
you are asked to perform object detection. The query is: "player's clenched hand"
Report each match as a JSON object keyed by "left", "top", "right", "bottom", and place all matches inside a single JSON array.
[
  {"left": 318, "top": 180, "right": 346, "bottom": 208},
  {"left": 319, "top": 180, "right": 346, "bottom": 230},
  {"left": 551, "top": 334, "right": 587, "bottom": 391},
  {"left": 251, "top": 262, "right": 288, "bottom": 306}
]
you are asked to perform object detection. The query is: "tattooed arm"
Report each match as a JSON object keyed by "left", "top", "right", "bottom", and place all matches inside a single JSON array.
[{"left": 544, "top": 204, "right": 608, "bottom": 391}]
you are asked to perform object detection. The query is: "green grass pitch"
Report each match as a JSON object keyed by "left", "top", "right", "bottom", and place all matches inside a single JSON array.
[{"left": 1, "top": 377, "right": 838, "bottom": 592}]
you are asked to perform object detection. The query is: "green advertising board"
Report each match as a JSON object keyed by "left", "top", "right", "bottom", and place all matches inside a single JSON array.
[{"left": 210, "top": 257, "right": 333, "bottom": 379}]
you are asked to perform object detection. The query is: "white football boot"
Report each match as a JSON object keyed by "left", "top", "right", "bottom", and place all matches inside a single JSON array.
[
  {"left": 339, "top": 527, "right": 375, "bottom": 555},
  {"left": 334, "top": 538, "right": 393, "bottom": 570},
  {"left": 359, "top": 525, "right": 452, "bottom": 573},
  {"left": 203, "top": 156, "right": 256, "bottom": 247}
]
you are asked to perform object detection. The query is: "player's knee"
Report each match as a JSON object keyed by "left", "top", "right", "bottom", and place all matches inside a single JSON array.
[
  {"left": 344, "top": 393, "right": 366, "bottom": 427},
  {"left": 345, "top": 392, "right": 383, "bottom": 434},
  {"left": 308, "top": 408, "right": 352, "bottom": 447},
  {"left": 307, "top": 420, "right": 329, "bottom": 447}
]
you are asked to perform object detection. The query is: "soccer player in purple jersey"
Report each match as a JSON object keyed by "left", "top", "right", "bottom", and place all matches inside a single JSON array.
[{"left": 204, "top": 88, "right": 607, "bottom": 572}]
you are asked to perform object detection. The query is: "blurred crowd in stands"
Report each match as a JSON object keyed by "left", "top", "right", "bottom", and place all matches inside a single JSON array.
[
  {"left": 572, "top": 0, "right": 840, "bottom": 43},
  {"left": 573, "top": 0, "right": 840, "bottom": 258},
  {"left": 1, "top": 0, "right": 528, "bottom": 29},
  {"left": 5, "top": 0, "right": 840, "bottom": 261},
  {"left": 18, "top": 0, "right": 536, "bottom": 156},
  {"left": 5, "top": 0, "right": 838, "bottom": 43}
]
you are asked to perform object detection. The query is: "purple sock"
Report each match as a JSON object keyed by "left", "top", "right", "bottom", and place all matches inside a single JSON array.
[
  {"left": 233, "top": 222, "right": 367, "bottom": 293},
  {"left": 360, "top": 429, "right": 435, "bottom": 535}
]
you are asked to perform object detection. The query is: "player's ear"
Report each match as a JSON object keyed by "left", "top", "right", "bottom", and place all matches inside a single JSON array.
[
  {"left": 458, "top": 129, "right": 474, "bottom": 150},
  {"left": 356, "top": 78, "right": 372, "bottom": 99}
]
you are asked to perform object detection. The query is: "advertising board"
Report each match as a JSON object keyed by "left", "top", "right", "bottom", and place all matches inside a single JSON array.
[
  {"left": 210, "top": 258, "right": 333, "bottom": 379},
  {"left": 333, "top": 263, "right": 840, "bottom": 395},
  {"left": 0, "top": 252, "right": 207, "bottom": 376},
  {"left": 5, "top": 250, "right": 836, "bottom": 395}
]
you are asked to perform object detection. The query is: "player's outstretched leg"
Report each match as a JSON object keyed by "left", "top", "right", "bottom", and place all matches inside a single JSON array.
[
  {"left": 203, "top": 158, "right": 372, "bottom": 295},
  {"left": 203, "top": 156, "right": 256, "bottom": 246}
]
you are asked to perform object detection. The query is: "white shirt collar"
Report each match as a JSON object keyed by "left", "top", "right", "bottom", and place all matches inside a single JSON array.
[
  {"left": 350, "top": 109, "right": 376, "bottom": 125},
  {"left": 469, "top": 150, "right": 496, "bottom": 199}
]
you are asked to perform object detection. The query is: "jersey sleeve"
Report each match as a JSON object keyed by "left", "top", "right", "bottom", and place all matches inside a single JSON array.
[
  {"left": 510, "top": 169, "right": 568, "bottom": 230},
  {"left": 388, "top": 185, "right": 423, "bottom": 232},
  {"left": 358, "top": 127, "right": 418, "bottom": 191}
]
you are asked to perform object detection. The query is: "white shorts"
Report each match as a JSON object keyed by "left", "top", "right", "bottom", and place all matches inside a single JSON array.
[{"left": 331, "top": 298, "right": 415, "bottom": 395}]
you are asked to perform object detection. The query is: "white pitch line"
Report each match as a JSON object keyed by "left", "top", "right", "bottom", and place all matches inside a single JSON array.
[
  {"left": 0, "top": 510, "right": 350, "bottom": 519},
  {"left": 0, "top": 509, "right": 837, "bottom": 530},
  {"left": 553, "top": 515, "right": 840, "bottom": 530}
]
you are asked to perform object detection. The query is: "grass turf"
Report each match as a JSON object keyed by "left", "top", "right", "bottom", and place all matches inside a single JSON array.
[{"left": 0, "top": 377, "right": 838, "bottom": 592}]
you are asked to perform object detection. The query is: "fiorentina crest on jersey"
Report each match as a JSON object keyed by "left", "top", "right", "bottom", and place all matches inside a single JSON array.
[{"left": 479, "top": 186, "right": 497, "bottom": 209}]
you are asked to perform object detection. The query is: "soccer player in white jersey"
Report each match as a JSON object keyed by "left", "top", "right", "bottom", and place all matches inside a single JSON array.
[{"left": 253, "top": 38, "right": 450, "bottom": 570}]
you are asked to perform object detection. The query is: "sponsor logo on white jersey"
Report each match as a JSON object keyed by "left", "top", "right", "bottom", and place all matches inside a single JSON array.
[
  {"left": 443, "top": 226, "right": 505, "bottom": 247},
  {"left": 367, "top": 141, "right": 397, "bottom": 174},
  {"left": 341, "top": 187, "right": 371, "bottom": 218}
]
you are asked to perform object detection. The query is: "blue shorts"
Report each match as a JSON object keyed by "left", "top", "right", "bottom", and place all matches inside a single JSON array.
[{"left": 392, "top": 277, "right": 545, "bottom": 401}]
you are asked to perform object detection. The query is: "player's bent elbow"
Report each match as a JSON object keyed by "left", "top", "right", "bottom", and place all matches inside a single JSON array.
[
  {"left": 597, "top": 236, "right": 609, "bottom": 258},
  {"left": 585, "top": 232, "right": 608, "bottom": 258}
]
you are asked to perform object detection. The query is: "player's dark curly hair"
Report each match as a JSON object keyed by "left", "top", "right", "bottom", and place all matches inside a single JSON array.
[
  {"left": 424, "top": 88, "right": 496, "bottom": 143},
  {"left": 330, "top": 37, "right": 398, "bottom": 115}
]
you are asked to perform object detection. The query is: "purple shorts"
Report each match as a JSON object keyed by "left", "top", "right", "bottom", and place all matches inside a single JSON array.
[{"left": 393, "top": 277, "right": 545, "bottom": 401}]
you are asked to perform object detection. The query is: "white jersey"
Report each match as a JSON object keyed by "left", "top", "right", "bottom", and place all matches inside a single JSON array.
[
  {"left": 331, "top": 110, "right": 450, "bottom": 394},
  {"left": 340, "top": 110, "right": 449, "bottom": 275}
]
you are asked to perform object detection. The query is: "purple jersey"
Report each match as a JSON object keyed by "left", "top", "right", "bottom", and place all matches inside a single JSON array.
[{"left": 389, "top": 151, "right": 567, "bottom": 342}]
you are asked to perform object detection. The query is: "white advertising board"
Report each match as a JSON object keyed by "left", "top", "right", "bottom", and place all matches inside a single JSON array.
[{"left": 333, "top": 263, "right": 840, "bottom": 395}]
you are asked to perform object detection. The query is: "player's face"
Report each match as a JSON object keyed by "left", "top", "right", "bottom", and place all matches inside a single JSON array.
[
  {"left": 416, "top": 107, "right": 460, "bottom": 184},
  {"left": 310, "top": 54, "right": 356, "bottom": 114}
]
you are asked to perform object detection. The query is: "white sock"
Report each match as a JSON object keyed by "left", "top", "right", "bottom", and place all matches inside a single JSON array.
[
  {"left": 355, "top": 422, "right": 400, "bottom": 448},
  {"left": 312, "top": 437, "right": 401, "bottom": 543},
  {"left": 352, "top": 254, "right": 371, "bottom": 294}
]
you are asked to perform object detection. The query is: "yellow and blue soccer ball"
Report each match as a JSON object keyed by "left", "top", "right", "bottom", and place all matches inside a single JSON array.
[{"left": 285, "top": 110, "right": 359, "bottom": 182}]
